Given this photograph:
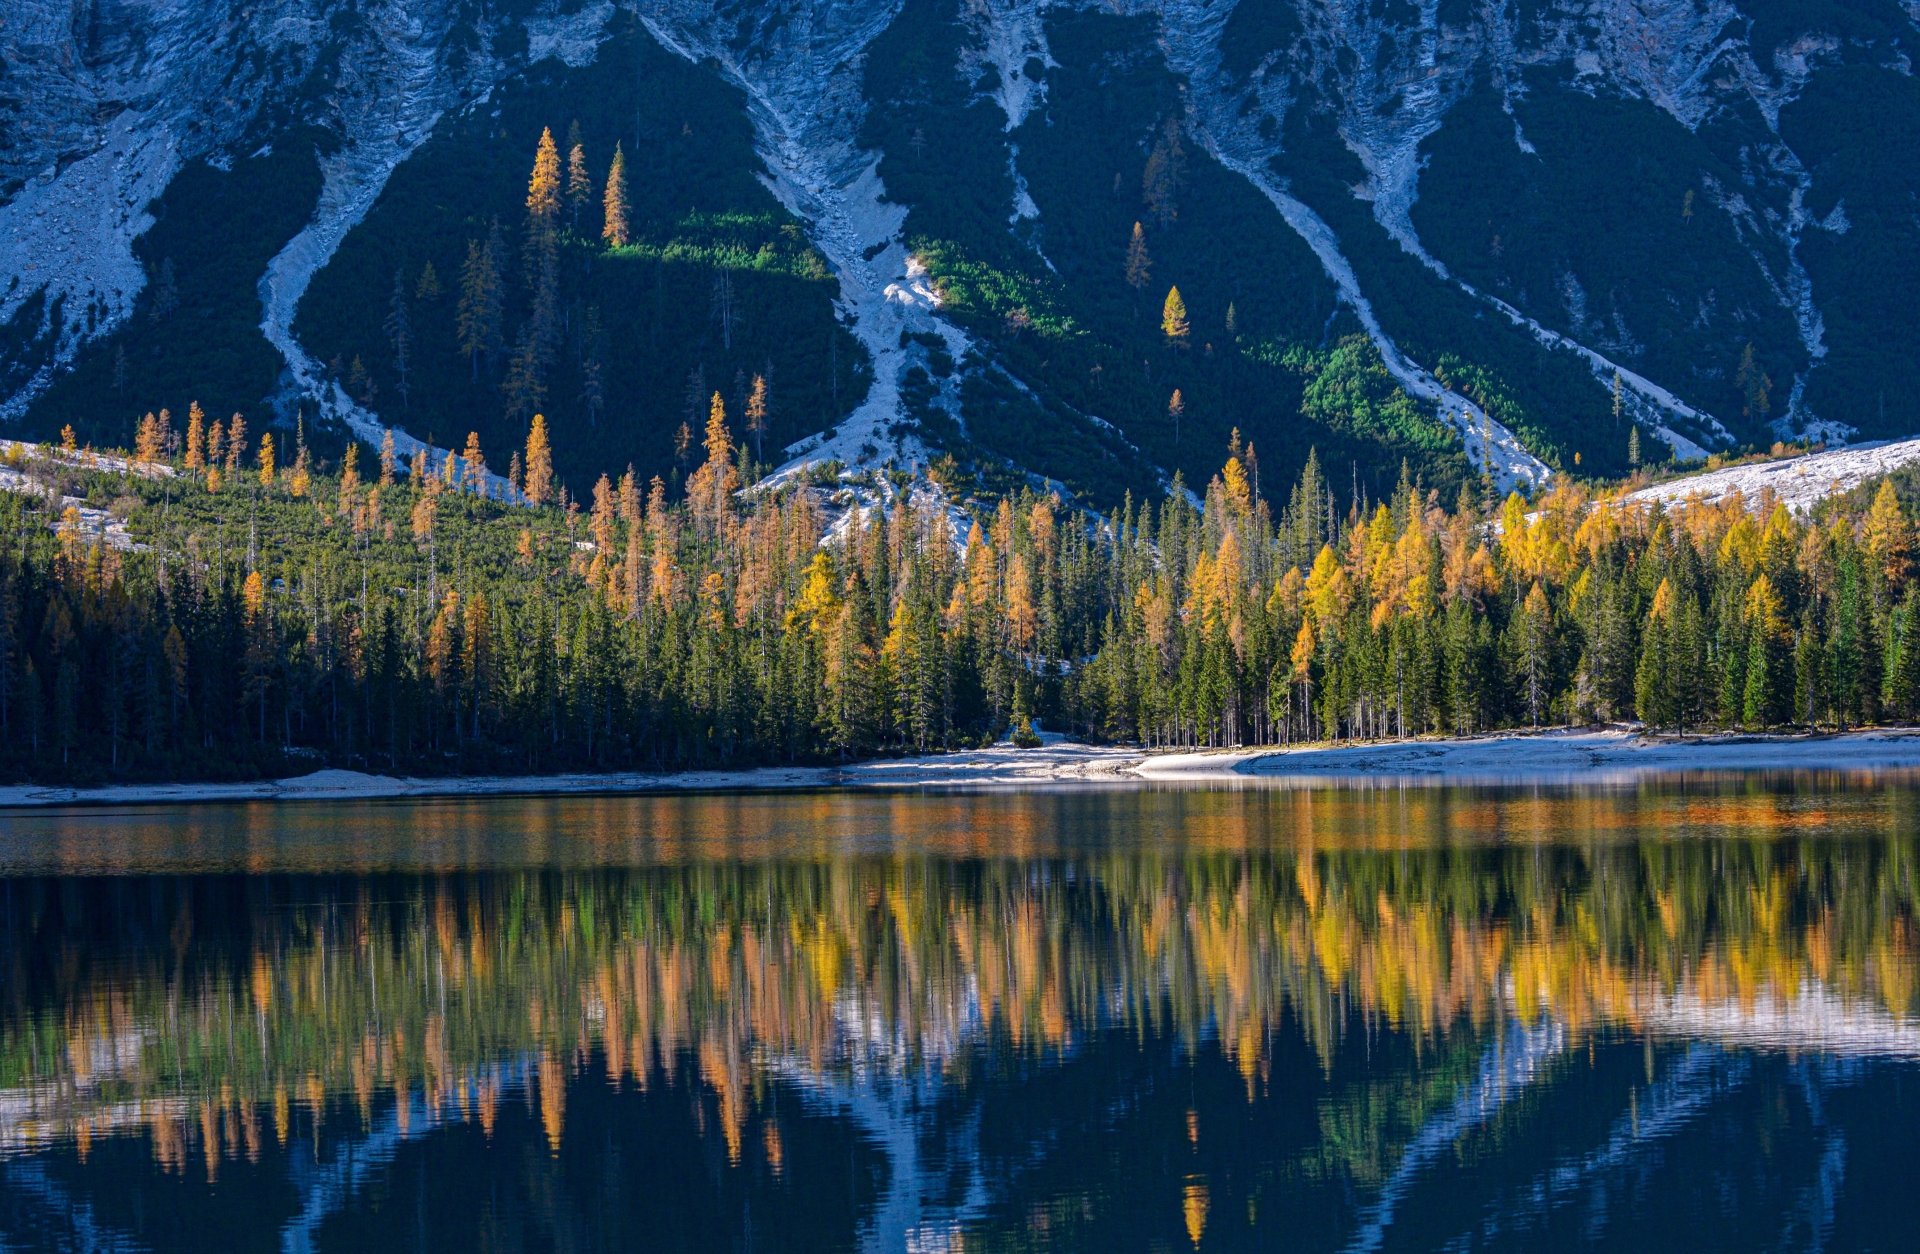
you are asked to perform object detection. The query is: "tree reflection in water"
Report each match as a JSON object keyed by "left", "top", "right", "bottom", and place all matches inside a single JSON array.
[{"left": 1, "top": 778, "right": 1918, "bottom": 1250}]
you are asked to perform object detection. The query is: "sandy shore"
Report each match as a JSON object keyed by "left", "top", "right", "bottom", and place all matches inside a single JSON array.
[
  {"left": 3, "top": 729, "right": 1918, "bottom": 809},
  {"left": 0, "top": 741, "right": 1147, "bottom": 809}
]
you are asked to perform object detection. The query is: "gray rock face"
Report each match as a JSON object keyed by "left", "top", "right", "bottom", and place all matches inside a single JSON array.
[{"left": 2, "top": 0, "right": 1912, "bottom": 466}]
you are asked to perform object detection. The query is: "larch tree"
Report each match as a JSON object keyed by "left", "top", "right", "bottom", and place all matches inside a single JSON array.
[
  {"left": 134, "top": 412, "right": 164, "bottom": 463},
  {"left": 225, "top": 414, "right": 247, "bottom": 473},
  {"left": 524, "top": 128, "right": 563, "bottom": 368},
  {"left": 462, "top": 431, "right": 488, "bottom": 494},
  {"left": 746, "top": 373, "right": 770, "bottom": 465},
  {"left": 1168, "top": 389, "right": 1185, "bottom": 447},
  {"left": 527, "top": 127, "right": 562, "bottom": 229},
  {"left": 686, "top": 392, "right": 739, "bottom": 537},
  {"left": 1125, "top": 222, "right": 1151, "bottom": 290},
  {"left": 184, "top": 402, "right": 206, "bottom": 472},
  {"left": 1141, "top": 117, "right": 1187, "bottom": 227},
  {"left": 1863, "top": 479, "right": 1911, "bottom": 590},
  {"left": 1161, "top": 286, "right": 1189, "bottom": 345},
  {"left": 602, "top": 143, "right": 631, "bottom": 247},
  {"left": 257, "top": 432, "right": 276, "bottom": 488},
  {"left": 524, "top": 413, "right": 555, "bottom": 506},
  {"left": 206, "top": 417, "right": 225, "bottom": 486},
  {"left": 566, "top": 135, "right": 592, "bottom": 232},
  {"left": 379, "top": 429, "right": 397, "bottom": 486},
  {"left": 290, "top": 438, "right": 311, "bottom": 499}
]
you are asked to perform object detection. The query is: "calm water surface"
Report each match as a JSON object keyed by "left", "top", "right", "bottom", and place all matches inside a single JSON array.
[{"left": 3, "top": 775, "right": 1919, "bottom": 1252}]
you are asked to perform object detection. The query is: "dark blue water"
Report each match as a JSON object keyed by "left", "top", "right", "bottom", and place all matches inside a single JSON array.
[{"left": 2, "top": 777, "right": 1917, "bottom": 1251}]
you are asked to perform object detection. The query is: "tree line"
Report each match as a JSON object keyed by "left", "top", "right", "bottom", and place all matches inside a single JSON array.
[{"left": 2, "top": 404, "right": 1919, "bottom": 782}]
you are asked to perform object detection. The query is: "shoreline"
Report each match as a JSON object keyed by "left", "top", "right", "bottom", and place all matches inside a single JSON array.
[
  {"left": 1137, "top": 727, "right": 1920, "bottom": 784},
  {"left": 5, "top": 729, "right": 1920, "bottom": 810}
]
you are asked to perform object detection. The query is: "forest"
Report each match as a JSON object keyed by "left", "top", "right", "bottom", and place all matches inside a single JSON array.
[{"left": 2, "top": 375, "right": 1919, "bottom": 784}]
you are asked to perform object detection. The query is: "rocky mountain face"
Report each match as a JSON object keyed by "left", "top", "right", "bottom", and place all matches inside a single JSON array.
[{"left": 4, "top": 0, "right": 1915, "bottom": 501}]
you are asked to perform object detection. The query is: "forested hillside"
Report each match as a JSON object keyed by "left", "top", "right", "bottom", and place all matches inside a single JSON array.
[{"left": 5, "top": 403, "right": 1920, "bottom": 784}]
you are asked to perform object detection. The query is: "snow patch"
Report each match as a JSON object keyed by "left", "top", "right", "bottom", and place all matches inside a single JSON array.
[{"left": 1621, "top": 436, "right": 1920, "bottom": 515}]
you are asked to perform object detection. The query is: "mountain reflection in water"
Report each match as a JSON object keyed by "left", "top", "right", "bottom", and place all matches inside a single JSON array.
[{"left": 2, "top": 777, "right": 1918, "bottom": 1251}]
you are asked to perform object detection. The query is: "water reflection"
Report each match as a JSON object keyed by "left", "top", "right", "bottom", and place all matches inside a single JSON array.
[{"left": 1, "top": 778, "right": 1918, "bottom": 1250}]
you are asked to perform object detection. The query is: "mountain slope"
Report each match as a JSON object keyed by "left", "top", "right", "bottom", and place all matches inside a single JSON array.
[{"left": 3, "top": 0, "right": 1916, "bottom": 506}]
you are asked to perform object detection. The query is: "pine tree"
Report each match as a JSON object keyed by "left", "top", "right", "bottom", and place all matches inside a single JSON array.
[
  {"left": 1162, "top": 286, "right": 1189, "bottom": 345},
  {"left": 1513, "top": 582, "right": 1553, "bottom": 727},
  {"left": 1124, "top": 222, "right": 1151, "bottom": 290},
  {"left": 1736, "top": 343, "right": 1771, "bottom": 422},
  {"left": 386, "top": 269, "right": 412, "bottom": 410},
  {"left": 503, "top": 326, "right": 548, "bottom": 422},
  {"left": 602, "top": 143, "right": 631, "bottom": 247},
  {"left": 456, "top": 237, "right": 504, "bottom": 378},
  {"left": 524, "top": 413, "right": 555, "bottom": 506}
]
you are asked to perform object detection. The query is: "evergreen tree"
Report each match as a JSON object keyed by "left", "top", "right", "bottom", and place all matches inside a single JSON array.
[
  {"left": 386, "top": 269, "right": 412, "bottom": 410},
  {"left": 456, "top": 237, "right": 503, "bottom": 379}
]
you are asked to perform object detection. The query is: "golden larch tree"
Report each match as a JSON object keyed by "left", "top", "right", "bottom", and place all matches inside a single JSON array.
[
  {"left": 462, "top": 431, "right": 488, "bottom": 494},
  {"left": 527, "top": 127, "right": 561, "bottom": 228},
  {"left": 1125, "top": 221, "right": 1151, "bottom": 290},
  {"left": 602, "top": 143, "right": 631, "bottom": 247},
  {"left": 1161, "top": 285, "right": 1189, "bottom": 344},
  {"left": 184, "top": 402, "right": 206, "bottom": 471},
  {"left": 225, "top": 414, "right": 247, "bottom": 472},
  {"left": 566, "top": 138, "right": 592, "bottom": 230},
  {"left": 523, "top": 413, "right": 554, "bottom": 505}
]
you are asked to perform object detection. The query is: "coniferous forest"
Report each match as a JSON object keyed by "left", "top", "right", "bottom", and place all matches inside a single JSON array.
[{"left": 6, "top": 391, "right": 1920, "bottom": 785}]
